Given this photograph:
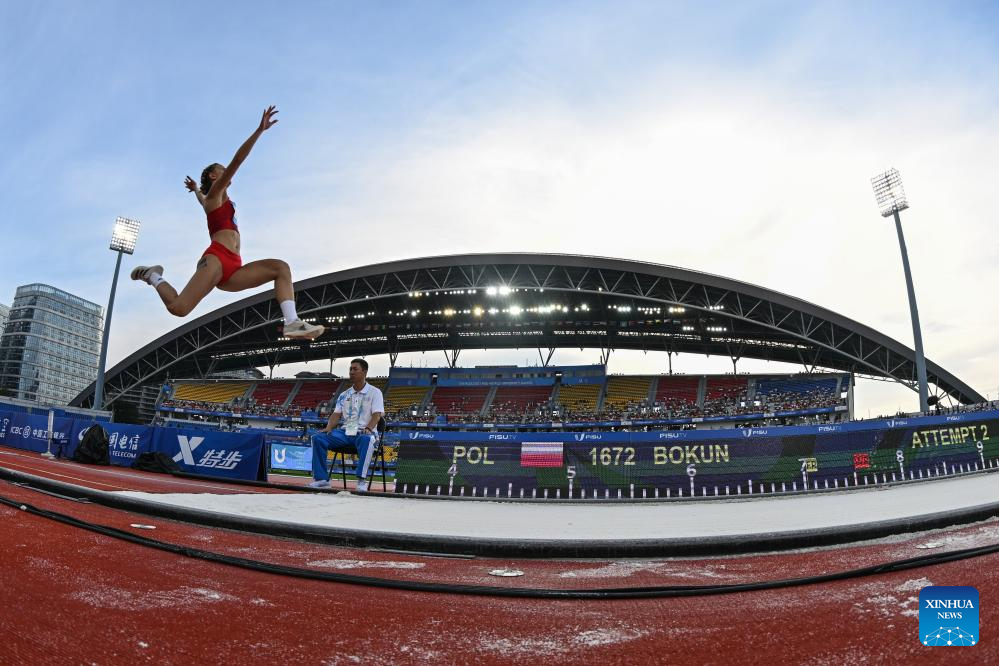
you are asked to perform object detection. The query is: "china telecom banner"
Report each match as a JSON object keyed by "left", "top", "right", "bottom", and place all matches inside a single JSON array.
[
  {"left": 395, "top": 410, "right": 999, "bottom": 497},
  {"left": 0, "top": 410, "right": 74, "bottom": 454},
  {"left": 151, "top": 426, "right": 264, "bottom": 481},
  {"left": 68, "top": 421, "right": 154, "bottom": 466}
]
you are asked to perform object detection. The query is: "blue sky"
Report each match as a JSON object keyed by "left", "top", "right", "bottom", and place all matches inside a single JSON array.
[{"left": 2, "top": 1, "right": 998, "bottom": 413}]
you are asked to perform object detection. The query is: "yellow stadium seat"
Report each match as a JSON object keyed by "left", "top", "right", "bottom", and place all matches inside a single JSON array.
[{"left": 172, "top": 383, "right": 249, "bottom": 404}]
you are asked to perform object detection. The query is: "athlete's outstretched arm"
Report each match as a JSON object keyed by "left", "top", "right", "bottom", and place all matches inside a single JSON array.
[
  {"left": 213, "top": 106, "right": 278, "bottom": 194},
  {"left": 184, "top": 176, "right": 207, "bottom": 207}
]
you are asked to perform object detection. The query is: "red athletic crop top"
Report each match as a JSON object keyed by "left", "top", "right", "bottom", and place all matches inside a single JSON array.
[{"left": 206, "top": 199, "right": 239, "bottom": 236}]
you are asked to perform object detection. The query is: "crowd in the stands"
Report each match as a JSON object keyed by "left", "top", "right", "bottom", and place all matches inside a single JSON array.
[
  {"left": 164, "top": 382, "right": 849, "bottom": 425},
  {"left": 383, "top": 386, "right": 845, "bottom": 425},
  {"left": 161, "top": 395, "right": 333, "bottom": 420}
]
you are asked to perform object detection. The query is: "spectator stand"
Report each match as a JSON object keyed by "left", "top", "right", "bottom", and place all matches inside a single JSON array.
[{"left": 156, "top": 372, "right": 852, "bottom": 434}]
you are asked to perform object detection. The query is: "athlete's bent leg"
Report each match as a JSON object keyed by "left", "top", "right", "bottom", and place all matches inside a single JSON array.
[
  {"left": 221, "top": 259, "right": 324, "bottom": 340},
  {"left": 157, "top": 256, "right": 223, "bottom": 317},
  {"left": 218, "top": 259, "right": 292, "bottom": 300}
]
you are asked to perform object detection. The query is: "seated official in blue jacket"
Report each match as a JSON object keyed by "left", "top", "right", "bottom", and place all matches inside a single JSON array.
[{"left": 308, "top": 358, "right": 384, "bottom": 492}]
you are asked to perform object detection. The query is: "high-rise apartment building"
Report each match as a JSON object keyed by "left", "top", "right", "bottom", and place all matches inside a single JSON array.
[
  {"left": 0, "top": 303, "right": 9, "bottom": 335},
  {"left": 0, "top": 284, "right": 103, "bottom": 405}
]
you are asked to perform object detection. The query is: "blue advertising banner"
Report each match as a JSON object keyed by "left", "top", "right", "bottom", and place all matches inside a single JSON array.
[
  {"left": 68, "top": 421, "right": 154, "bottom": 466},
  {"left": 269, "top": 442, "right": 312, "bottom": 472},
  {"left": 0, "top": 411, "right": 262, "bottom": 481},
  {"left": 386, "top": 377, "right": 433, "bottom": 387},
  {"left": 151, "top": 426, "right": 264, "bottom": 480},
  {"left": 0, "top": 410, "right": 74, "bottom": 454},
  {"left": 437, "top": 377, "right": 554, "bottom": 387}
]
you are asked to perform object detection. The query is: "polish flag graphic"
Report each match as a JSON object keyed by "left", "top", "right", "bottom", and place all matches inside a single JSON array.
[{"left": 520, "top": 442, "right": 564, "bottom": 468}]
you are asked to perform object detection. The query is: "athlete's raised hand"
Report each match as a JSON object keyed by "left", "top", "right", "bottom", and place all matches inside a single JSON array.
[
  {"left": 184, "top": 176, "right": 198, "bottom": 193},
  {"left": 258, "top": 105, "right": 279, "bottom": 133},
  {"left": 214, "top": 106, "right": 280, "bottom": 193}
]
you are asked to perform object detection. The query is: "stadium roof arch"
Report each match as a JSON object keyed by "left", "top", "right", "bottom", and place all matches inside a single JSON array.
[{"left": 71, "top": 253, "right": 984, "bottom": 408}]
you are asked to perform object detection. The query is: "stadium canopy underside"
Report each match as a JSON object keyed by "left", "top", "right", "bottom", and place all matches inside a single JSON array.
[{"left": 71, "top": 253, "right": 984, "bottom": 409}]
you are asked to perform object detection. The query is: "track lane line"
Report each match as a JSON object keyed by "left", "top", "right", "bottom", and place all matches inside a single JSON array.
[
  {"left": 0, "top": 460, "right": 129, "bottom": 490},
  {"left": 0, "top": 453, "right": 275, "bottom": 494}
]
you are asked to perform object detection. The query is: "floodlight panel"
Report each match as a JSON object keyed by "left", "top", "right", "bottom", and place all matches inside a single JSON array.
[
  {"left": 110, "top": 216, "right": 141, "bottom": 254},
  {"left": 871, "top": 168, "right": 909, "bottom": 217}
]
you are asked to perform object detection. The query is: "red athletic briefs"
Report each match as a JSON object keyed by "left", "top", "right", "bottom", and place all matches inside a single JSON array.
[{"left": 202, "top": 241, "right": 242, "bottom": 286}]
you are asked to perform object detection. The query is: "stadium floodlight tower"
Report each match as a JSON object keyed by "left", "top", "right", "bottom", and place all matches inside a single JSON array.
[
  {"left": 93, "top": 217, "right": 141, "bottom": 411},
  {"left": 871, "top": 168, "right": 929, "bottom": 413}
]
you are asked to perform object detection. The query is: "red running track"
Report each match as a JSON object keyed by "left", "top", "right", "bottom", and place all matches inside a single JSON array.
[
  {"left": 0, "top": 447, "right": 297, "bottom": 494},
  {"left": 1, "top": 449, "right": 995, "bottom": 664},
  {"left": 0, "top": 445, "right": 372, "bottom": 494}
]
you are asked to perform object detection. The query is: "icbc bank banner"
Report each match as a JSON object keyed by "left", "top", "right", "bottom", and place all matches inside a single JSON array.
[{"left": 395, "top": 410, "right": 999, "bottom": 498}]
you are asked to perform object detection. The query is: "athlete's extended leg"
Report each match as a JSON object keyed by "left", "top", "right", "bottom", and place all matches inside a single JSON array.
[
  {"left": 220, "top": 259, "right": 324, "bottom": 339},
  {"left": 217, "top": 258, "right": 293, "bottom": 299},
  {"left": 135, "top": 256, "right": 222, "bottom": 317}
]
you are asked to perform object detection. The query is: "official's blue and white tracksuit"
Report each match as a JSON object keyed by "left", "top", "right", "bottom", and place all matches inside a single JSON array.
[
  {"left": 311, "top": 382, "right": 384, "bottom": 482},
  {"left": 310, "top": 428, "right": 378, "bottom": 482}
]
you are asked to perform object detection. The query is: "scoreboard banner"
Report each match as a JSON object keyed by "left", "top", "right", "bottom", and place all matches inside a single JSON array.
[{"left": 395, "top": 410, "right": 999, "bottom": 498}]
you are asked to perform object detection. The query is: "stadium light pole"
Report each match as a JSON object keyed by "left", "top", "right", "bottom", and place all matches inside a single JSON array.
[
  {"left": 93, "top": 217, "right": 141, "bottom": 412},
  {"left": 871, "top": 169, "right": 929, "bottom": 413}
]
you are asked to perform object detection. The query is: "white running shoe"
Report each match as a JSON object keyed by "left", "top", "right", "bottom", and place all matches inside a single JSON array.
[
  {"left": 355, "top": 479, "right": 369, "bottom": 493},
  {"left": 130, "top": 265, "right": 164, "bottom": 284},
  {"left": 307, "top": 479, "right": 330, "bottom": 489},
  {"left": 284, "top": 319, "right": 325, "bottom": 340}
]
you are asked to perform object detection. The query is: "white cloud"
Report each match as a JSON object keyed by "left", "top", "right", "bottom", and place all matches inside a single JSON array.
[{"left": 218, "top": 74, "right": 999, "bottom": 415}]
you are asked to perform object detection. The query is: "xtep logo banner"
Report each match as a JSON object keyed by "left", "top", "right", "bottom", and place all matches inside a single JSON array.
[
  {"left": 173, "top": 435, "right": 206, "bottom": 465},
  {"left": 919, "top": 586, "right": 979, "bottom": 646}
]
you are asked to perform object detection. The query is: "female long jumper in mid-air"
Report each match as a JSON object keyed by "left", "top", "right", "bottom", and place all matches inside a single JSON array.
[{"left": 130, "top": 106, "right": 324, "bottom": 340}]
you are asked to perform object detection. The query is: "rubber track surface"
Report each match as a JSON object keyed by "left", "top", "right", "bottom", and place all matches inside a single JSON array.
[{"left": 2, "top": 448, "right": 994, "bottom": 663}]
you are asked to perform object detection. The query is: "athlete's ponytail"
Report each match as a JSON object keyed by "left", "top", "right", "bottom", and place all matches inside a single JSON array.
[{"left": 200, "top": 164, "right": 218, "bottom": 195}]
